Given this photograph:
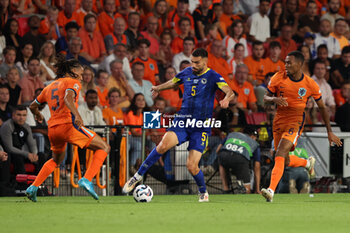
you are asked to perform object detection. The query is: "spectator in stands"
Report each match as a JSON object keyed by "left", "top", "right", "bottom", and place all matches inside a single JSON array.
[
  {"left": 99, "top": 43, "right": 132, "bottom": 79},
  {"left": 78, "top": 89, "right": 106, "bottom": 130},
  {"left": 124, "top": 12, "right": 142, "bottom": 50},
  {"left": 333, "top": 80, "right": 350, "bottom": 107},
  {"left": 207, "top": 39, "right": 233, "bottom": 81},
  {"left": 22, "top": 15, "right": 46, "bottom": 57},
  {"left": 79, "top": 14, "right": 106, "bottom": 64},
  {"left": 76, "top": 0, "right": 96, "bottom": 28},
  {"left": 320, "top": 0, "right": 343, "bottom": 28},
  {"left": 217, "top": 127, "right": 261, "bottom": 194},
  {"left": 102, "top": 87, "right": 124, "bottom": 126},
  {"left": 105, "top": 17, "right": 128, "bottom": 54},
  {"left": 26, "top": 88, "right": 50, "bottom": 155},
  {"left": 171, "top": 17, "right": 194, "bottom": 55},
  {"left": 66, "top": 37, "right": 91, "bottom": 67},
  {"left": 299, "top": 45, "right": 312, "bottom": 76},
  {"left": 312, "top": 61, "right": 336, "bottom": 117},
  {"left": 0, "top": 105, "right": 43, "bottom": 175},
  {"left": 314, "top": 19, "right": 341, "bottom": 59},
  {"left": 96, "top": 70, "right": 110, "bottom": 108},
  {"left": 3, "top": 18, "right": 22, "bottom": 53},
  {"left": 0, "top": 46, "right": 22, "bottom": 78},
  {"left": 38, "top": 41, "right": 57, "bottom": 81},
  {"left": 303, "top": 32, "right": 317, "bottom": 59},
  {"left": 229, "top": 64, "right": 258, "bottom": 112},
  {"left": 330, "top": 45, "right": 350, "bottom": 89},
  {"left": 79, "top": 66, "right": 96, "bottom": 105},
  {"left": 117, "top": 0, "right": 135, "bottom": 19},
  {"left": 310, "top": 44, "right": 333, "bottom": 81},
  {"left": 255, "top": 72, "right": 274, "bottom": 110},
  {"left": 0, "top": 85, "right": 12, "bottom": 126},
  {"left": 0, "top": 144, "right": 14, "bottom": 196},
  {"left": 223, "top": 20, "right": 248, "bottom": 61},
  {"left": 275, "top": 24, "right": 298, "bottom": 60},
  {"left": 159, "top": 66, "right": 182, "bottom": 110},
  {"left": 212, "top": 3, "right": 225, "bottom": 38},
  {"left": 335, "top": 93, "right": 350, "bottom": 131},
  {"left": 179, "top": 60, "right": 191, "bottom": 71},
  {"left": 227, "top": 43, "right": 245, "bottom": 75},
  {"left": 219, "top": 0, "right": 240, "bottom": 36},
  {"left": 168, "top": 0, "right": 195, "bottom": 38},
  {"left": 146, "top": 0, "right": 169, "bottom": 36},
  {"left": 106, "top": 60, "right": 134, "bottom": 108},
  {"left": 330, "top": 18, "right": 349, "bottom": 50},
  {"left": 243, "top": 41, "right": 266, "bottom": 85},
  {"left": 247, "top": 0, "right": 270, "bottom": 42},
  {"left": 5, "top": 67, "right": 21, "bottom": 107},
  {"left": 192, "top": 0, "right": 215, "bottom": 41},
  {"left": 0, "top": 0, "right": 11, "bottom": 31},
  {"left": 57, "top": 0, "right": 79, "bottom": 34},
  {"left": 98, "top": 0, "right": 118, "bottom": 38},
  {"left": 284, "top": 0, "right": 299, "bottom": 35},
  {"left": 268, "top": 0, "right": 286, "bottom": 38},
  {"left": 18, "top": 57, "right": 44, "bottom": 104},
  {"left": 38, "top": 6, "right": 60, "bottom": 41},
  {"left": 15, "top": 43, "right": 33, "bottom": 74},
  {"left": 156, "top": 30, "right": 174, "bottom": 79},
  {"left": 172, "top": 37, "right": 194, "bottom": 73},
  {"left": 298, "top": 0, "right": 320, "bottom": 35},
  {"left": 129, "top": 62, "right": 154, "bottom": 107},
  {"left": 55, "top": 21, "right": 79, "bottom": 54},
  {"left": 133, "top": 39, "right": 159, "bottom": 85},
  {"left": 141, "top": 16, "right": 160, "bottom": 58},
  {"left": 265, "top": 41, "right": 284, "bottom": 74}
]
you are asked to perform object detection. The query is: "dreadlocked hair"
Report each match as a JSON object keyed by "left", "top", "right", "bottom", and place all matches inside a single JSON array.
[{"left": 54, "top": 56, "right": 83, "bottom": 79}]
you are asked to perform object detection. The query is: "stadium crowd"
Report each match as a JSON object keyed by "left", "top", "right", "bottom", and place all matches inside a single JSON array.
[{"left": 0, "top": 0, "right": 350, "bottom": 195}]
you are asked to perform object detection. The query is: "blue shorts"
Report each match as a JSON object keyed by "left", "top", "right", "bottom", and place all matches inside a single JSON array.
[{"left": 168, "top": 128, "right": 210, "bottom": 153}]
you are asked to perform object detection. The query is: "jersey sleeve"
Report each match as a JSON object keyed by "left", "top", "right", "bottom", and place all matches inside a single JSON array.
[
  {"left": 35, "top": 87, "right": 48, "bottom": 105},
  {"left": 172, "top": 68, "right": 187, "bottom": 85},
  {"left": 213, "top": 72, "right": 229, "bottom": 90},
  {"left": 65, "top": 79, "right": 82, "bottom": 97},
  {"left": 267, "top": 72, "right": 281, "bottom": 95},
  {"left": 310, "top": 79, "right": 322, "bottom": 101}
]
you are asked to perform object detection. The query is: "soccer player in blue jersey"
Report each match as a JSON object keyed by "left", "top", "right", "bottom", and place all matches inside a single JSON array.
[{"left": 123, "top": 48, "right": 235, "bottom": 202}]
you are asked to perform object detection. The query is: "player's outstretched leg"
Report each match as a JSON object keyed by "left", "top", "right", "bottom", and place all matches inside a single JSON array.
[
  {"left": 79, "top": 134, "right": 110, "bottom": 200},
  {"left": 187, "top": 150, "right": 209, "bottom": 202},
  {"left": 123, "top": 131, "right": 178, "bottom": 194},
  {"left": 25, "top": 152, "right": 65, "bottom": 202},
  {"left": 288, "top": 155, "right": 316, "bottom": 178}
]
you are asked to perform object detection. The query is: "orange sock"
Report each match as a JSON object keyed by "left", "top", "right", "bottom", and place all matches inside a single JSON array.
[
  {"left": 288, "top": 155, "right": 307, "bottom": 167},
  {"left": 84, "top": 150, "right": 108, "bottom": 181},
  {"left": 268, "top": 156, "right": 285, "bottom": 192},
  {"left": 32, "top": 159, "right": 57, "bottom": 187}
]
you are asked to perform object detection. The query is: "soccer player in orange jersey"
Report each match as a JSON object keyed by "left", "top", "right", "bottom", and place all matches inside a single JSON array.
[
  {"left": 261, "top": 51, "right": 342, "bottom": 202},
  {"left": 25, "top": 59, "right": 110, "bottom": 202}
]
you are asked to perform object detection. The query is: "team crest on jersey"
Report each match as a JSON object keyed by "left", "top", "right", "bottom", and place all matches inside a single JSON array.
[
  {"left": 187, "top": 77, "right": 191, "bottom": 81},
  {"left": 149, "top": 63, "right": 155, "bottom": 70},
  {"left": 73, "top": 83, "right": 79, "bottom": 90},
  {"left": 298, "top": 88, "right": 306, "bottom": 97},
  {"left": 244, "top": 88, "right": 250, "bottom": 95},
  {"left": 201, "top": 78, "right": 207, "bottom": 84}
]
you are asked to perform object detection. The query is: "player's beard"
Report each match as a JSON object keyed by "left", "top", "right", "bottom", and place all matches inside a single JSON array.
[{"left": 192, "top": 67, "right": 203, "bottom": 75}]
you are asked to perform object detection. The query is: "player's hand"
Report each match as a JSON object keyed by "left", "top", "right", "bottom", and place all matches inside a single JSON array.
[
  {"left": 328, "top": 132, "right": 342, "bottom": 147},
  {"left": 74, "top": 115, "right": 84, "bottom": 129},
  {"left": 151, "top": 86, "right": 160, "bottom": 98},
  {"left": 273, "top": 97, "right": 288, "bottom": 107},
  {"left": 28, "top": 153, "right": 38, "bottom": 163},
  {"left": 219, "top": 98, "right": 230, "bottom": 109},
  {"left": 0, "top": 151, "right": 8, "bottom": 162},
  {"left": 35, "top": 113, "right": 44, "bottom": 123}
]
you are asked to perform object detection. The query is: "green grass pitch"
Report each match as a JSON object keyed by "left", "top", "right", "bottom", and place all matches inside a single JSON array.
[{"left": 1, "top": 194, "right": 350, "bottom": 233}]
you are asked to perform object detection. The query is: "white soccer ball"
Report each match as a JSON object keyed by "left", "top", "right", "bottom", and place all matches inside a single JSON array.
[{"left": 133, "top": 184, "right": 153, "bottom": 202}]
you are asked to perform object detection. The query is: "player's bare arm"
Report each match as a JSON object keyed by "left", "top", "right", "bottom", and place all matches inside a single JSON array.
[
  {"left": 64, "top": 90, "right": 84, "bottom": 129},
  {"left": 263, "top": 92, "right": 288, "bottom": 107},
  {"left": 219, "top": 85, "right": 235, "bottom": 109},
  {"left": 29, "top": 101, "right": 44, "bottom": 123},
  {"left": 315, "top": 98, "right": 342, "bottom": 146},
  {"left": 151, "top": 79, "right": 179, "bottom": 97}
]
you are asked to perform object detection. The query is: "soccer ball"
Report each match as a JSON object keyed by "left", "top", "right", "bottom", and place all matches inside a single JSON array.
[{"left": 133, "top": 184, "right": 153, "bottom": 203}]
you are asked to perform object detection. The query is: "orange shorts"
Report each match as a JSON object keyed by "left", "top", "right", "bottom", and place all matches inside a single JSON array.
[
  {"left": 273, "top": 123, "right": 304, "bottom": 152},
  {"left": 48, "top": 124, "right": 96, "bottom": 153}
]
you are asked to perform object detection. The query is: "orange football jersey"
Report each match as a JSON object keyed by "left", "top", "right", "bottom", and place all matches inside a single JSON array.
[{"left": 36, "top": 77, "right": 82, "bottom": 127}]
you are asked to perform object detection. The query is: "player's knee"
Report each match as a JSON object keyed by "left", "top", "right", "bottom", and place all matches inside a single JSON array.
[
  {"left": 186, "top": 162, "right": 199, "bottom": 175},
  {"left": 156, "top": 143, "right": 168, "bottom": 154}
]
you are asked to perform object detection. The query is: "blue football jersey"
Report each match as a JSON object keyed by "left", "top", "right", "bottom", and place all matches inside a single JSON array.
[{"left": 172, "top": 67, "right": 228, "bottom": 120}]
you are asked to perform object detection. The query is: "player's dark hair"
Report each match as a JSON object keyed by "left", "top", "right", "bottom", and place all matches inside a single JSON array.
[
  {"left": 287, "top": 51, "right": 305, "bottom": 64},
  {"left": 65, "top": 21, "right": 80, "bottom": 31},
  {"left": 84, "top": 14, "right": 97, "bottom": 25},
  {"left": 14, "top": 105, "right": 27, "bottom": 112},
  {"left": 192, "top": 48, "right": 208, "bottom": 58},
  {"left": 269, "top": 41, "right": 281, "bottom": 49},
  {"left": 252, "top": 40, "right": 264, "bottom": 48},
  {"left": 108, "top": 87, "right": 121, "bottom": 98},
  {"left": 55, "top": 58, "right": 83, "bottom": 79},
  {"left": 341, "top": 45, "right": 350, "bottom": 55},
  {"left": 85, "top": 89, "right": 98, "bottom": 97}
]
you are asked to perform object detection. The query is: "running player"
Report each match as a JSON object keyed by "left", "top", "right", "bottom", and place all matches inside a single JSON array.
[
  {"left": 123, "top": 48, "right": 235, "bottom": 202},
  {"left": 25, "top": 59, "right": 110, "bottom": 202},
  {"left": 261, "top": 51, "right": 342, "bottom": 202}
]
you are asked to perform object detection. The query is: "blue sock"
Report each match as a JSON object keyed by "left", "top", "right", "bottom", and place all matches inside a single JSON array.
[
  {"left": 193, "top": 170, "right": 206, "bottom": 193},
  {"left": 137, "top": 148, "right": 163, "bottom": 176}
]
